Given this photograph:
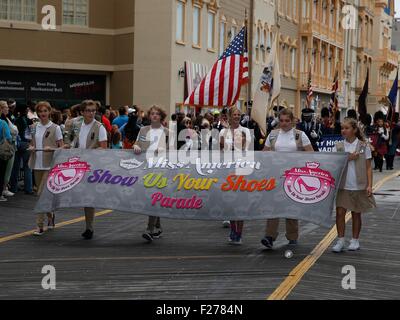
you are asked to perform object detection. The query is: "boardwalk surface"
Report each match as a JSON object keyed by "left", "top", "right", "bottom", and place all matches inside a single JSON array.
[{"left": 0, "top": 164, "right": 399, "bottom": 300}]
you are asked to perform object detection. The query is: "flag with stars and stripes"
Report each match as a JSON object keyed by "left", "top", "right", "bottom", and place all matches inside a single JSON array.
[{"left": 184, "top": 26, "right": 249, "bottom": 107}]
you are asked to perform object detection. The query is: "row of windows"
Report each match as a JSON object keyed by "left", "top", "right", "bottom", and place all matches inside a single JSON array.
[
  {"left": 176, "top": 0, "right": 226, "bottom": 52},
  {"left": 278, "top": 0, "right": 298, "bottom": 21},
  {"left": 0, "top": 0, "right": 88, "bottom": 26}
]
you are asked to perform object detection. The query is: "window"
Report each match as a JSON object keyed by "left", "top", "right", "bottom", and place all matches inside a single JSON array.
[
  {"left": 282, "top": 44, "right": 287, "bottom": 75},
  {"left": 291, "top": 48, "right": 297, "bottom": 75},
  {"left": 321, "top": 46, "right": 326, "bottom": 77},
  {"left": 329, "top": 2, "right": 334, "bottom": 28},
  {"left": 286, "top": 0, "right": 291, "bottom": 18},
  {"left": 63, "top": 0, "right": 88, "bottom": 26},
  {"left": 230, "top": 25, "right": 237, "bottom": 41},
  {"left": 313, "top": 0, "right": 318, "bottom": 20},
  {"left": 267, "top": 30, "right": 272, "bottom": 49},
  {"left": 0, "top": 0, "right": 36, "bottom": 22},
  {"left": 256, "top": 26, "right": 261, "bottom": 62},
  {"left": 302, "top": 0, "right": 307, "bottom": 19},
  {"left": 207, "top": 11, "right": 216, "bottom": 50},
  {"left": 219, "top": 20, "right": 226, "bottom": 55},
  {"left": 278, "top": 0, "right": 284, "bottom": 15},
  {"left": 192, "top": 6, "right": 201, "bottom": 46},
  {"left": 293, "top": 0, "right": 297, "bottom": 21},
  {"left": 263, "top": 29, "right": 267, "bottom": 63},
  {"left": 285, "top": 45, "right": 290, "bottom": 75},
  {"left": 176, "top": 0, "right": 185, "bottom": 43}
]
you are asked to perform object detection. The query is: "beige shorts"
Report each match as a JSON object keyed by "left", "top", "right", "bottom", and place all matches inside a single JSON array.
[{"left": 336, "top": 189, "right": 377, "bottom": 213}]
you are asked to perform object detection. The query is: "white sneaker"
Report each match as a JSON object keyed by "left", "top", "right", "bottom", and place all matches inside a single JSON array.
[
  {"left": 33, "top": 229, "right": 45, "bottom": 236},
  {"left": 2, "top": 190, "right": 15, "bottom": 197},
  {"left": 0, "top": 196, "right": 7, "bottom": 202},
  {"left": 332, "top": 239, "right": 345, "bottom": 253},
  {"left": 348, "top": 239, "right": 361, "bottom": 251},
  {"left": 222, "top": 221, "right": 231, "bottom": 228}
]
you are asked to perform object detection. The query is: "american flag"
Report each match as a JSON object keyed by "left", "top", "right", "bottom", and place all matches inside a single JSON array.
[
  {"left": 185, "top": 27, "right": 249, "bottom": 107},
  {"left": 306, "top": 64, "right": 313, "bottom": 108},
  {"left": 329, "top": 69, "right": 339, "bottom": 114}
]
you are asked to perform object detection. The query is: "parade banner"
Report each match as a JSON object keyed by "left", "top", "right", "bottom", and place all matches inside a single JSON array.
[
  {"left": 317, "top": 135, "right": 344, "bottom": 153},
  {"left": 35, "top": 150, "right": 348, "bottom": 228}
]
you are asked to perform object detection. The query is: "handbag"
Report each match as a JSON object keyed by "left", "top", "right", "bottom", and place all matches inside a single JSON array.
[{"left": 0, "top": 122, "right": 14, "bottom": 161}]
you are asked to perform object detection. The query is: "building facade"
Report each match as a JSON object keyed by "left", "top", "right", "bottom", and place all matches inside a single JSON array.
[
  {"left": 276, "top": 0, "right": 300, "bottom": 114},
  {"left": 251, "top": 0, "right": 276, "bottom": 110},
  {"left": 298, "top": 0, "right": 345, "bottom": 115},
  {"left": 0, "top": 0, "right": 398, "bottom": 117},
  {"left": 370, "top": 0, "right": 397, "bottom": 112},
  {"left": 0, "top": 0, "right": 134, "bottom": 108},
  {"left": 393, "top": 17, "right": 400, "bottom": 112}
]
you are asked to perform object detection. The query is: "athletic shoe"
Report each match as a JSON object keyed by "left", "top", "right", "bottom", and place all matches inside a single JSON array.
[
  {"left": 228, "top": 229, "right": 236, "bottom": 243},
  {"left": 0, "top": 196, "right": 7, "bottom": 202},
  {"left": 288, "top": 240, "right": 298, "bottom": 246},
  {"left": 47, "top": 214, "right": 56, "bottom": 230},
  {"left": 223, "top": 221, "right": 231, "bottom": 228},
  {"left": 82, "top": 229, "right": 94, "bottom": 240},
  {"left": 151, "top": 228, "right": 163, "bottom": 239},
  {"left": 142, "top": 232, "right": 154, "bottom": 243},
  {"left": 347, "top": 239, "right": 361, "bottom": 251},
  {"left": 33, "top": 229, "right": 45, "bottom": 236},
  {"left": 2, "top": 190, "right": 14, "bottom": 197},
  {"left": 332, "top": 238, "right": 345, "bottom": 253},
  {"left": 230, "top": 236, "right": 243, "bottom": 246},
  {"left": 261, "top": 236, "right": 274, "bottom": 249},
  {"left": 228, "top": 230, "right": 242, "bottom": 245}
]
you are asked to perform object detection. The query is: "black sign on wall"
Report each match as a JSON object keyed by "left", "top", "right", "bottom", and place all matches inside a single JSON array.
[{"left": 0, "top": 70, "right": 106, "bottom": 109}]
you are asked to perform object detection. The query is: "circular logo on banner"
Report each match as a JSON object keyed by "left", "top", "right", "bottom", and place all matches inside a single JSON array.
[
  {"left": 47, "top": 157, "right": 91, "bottom": 194},
  {"left": 283, "top": 162, "right": 335, "bottom": 204}
]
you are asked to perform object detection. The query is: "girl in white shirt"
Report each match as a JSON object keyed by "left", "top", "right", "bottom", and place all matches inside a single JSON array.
[
  {"left": 28, "top": 102, "right": 63, "bottom": 236},
  {"left": 261, "top": 109, "right": 314, "bottom": 249},
  {"left": 220, "top": 107, "right": 252, "bottom": 245},
  {"left": 332, "top": 118, "right": 376, "bottom": 253}
]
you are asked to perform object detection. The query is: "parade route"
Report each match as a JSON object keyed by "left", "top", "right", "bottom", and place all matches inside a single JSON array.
[{"left": 0, "top": 166, "right": 399, "bottom": 300}]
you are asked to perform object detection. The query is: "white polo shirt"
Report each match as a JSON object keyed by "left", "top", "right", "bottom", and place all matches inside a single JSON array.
[{"left": 265, "top": 128, "right": 311, "bottom": 152}]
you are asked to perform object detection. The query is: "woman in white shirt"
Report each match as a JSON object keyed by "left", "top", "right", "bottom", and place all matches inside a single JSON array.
[
  {"left": 220, "top": 107, "right": 252, "bottom": 245},
  {"left": 261, "top": 108, "right": 314, "bottom": 249},
  {"left": 28, "top": 101, "right": 63, "bottom": 236}
]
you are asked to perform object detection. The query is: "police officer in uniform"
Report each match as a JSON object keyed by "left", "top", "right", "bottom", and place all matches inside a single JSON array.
[{"left": 297, "top": 108, "right": 322, "bottom": 152}]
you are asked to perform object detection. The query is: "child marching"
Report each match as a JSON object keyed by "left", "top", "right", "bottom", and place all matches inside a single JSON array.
[{"left": 332, "top": 117, "right": 376, "bottom": 253}]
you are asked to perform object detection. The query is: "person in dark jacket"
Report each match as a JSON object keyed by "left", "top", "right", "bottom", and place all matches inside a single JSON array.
[{"left": 9, "top": 104, "right": 34, "bottom": 194}]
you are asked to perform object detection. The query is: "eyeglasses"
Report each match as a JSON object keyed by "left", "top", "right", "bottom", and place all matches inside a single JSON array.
[{"left": 85, "top": 109, "right": 96, "bottom": 113}]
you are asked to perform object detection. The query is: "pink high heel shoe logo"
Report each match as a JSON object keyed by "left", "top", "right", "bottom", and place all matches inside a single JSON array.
[
  {"left": 47, "top": 157, "right": 91, "bottom": 194},
  {"left": 283, "top": 162, "right": 335, "bottom": 204}
]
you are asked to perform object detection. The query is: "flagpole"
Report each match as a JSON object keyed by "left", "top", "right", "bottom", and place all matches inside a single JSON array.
[
  {"left": 273, "top": 0, "right": 281, "bottom": 117},
  {"left": 245, "top": 7, "right": 251, "bottom": 113}
]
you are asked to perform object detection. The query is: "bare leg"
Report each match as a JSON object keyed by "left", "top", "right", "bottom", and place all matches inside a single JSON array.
[
  {"left": 351, "top": 212, "right": 362, "bottom": 239},
  {"left": 336, "top": 207, "right": 347, "bottom": 238}
]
